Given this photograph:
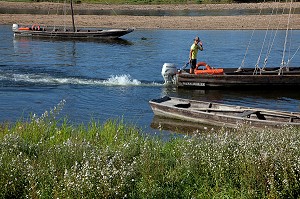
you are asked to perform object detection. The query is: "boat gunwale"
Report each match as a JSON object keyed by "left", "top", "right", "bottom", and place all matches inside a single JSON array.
[{"left": 149, "top": 96, "right": 300, "bottom": 128}]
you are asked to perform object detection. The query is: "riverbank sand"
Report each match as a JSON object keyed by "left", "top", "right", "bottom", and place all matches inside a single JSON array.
[{"left": 0, "top": 1, "right": 300, "bottom": 29}]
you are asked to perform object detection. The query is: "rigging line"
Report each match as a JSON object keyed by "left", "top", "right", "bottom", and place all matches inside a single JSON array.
[
  {"left": 285, "top": 7, "right": 299, "bottom": 65},
  {"left": 286, "top": 7, "right": 297, "bottom": 65},
  {"left": 262, "top": 0, "right": 282, "bottom": 70},
  {"left": 239, "top": 1, "right": 265, "bottom": 71},
  {"left": 53, "top": 1, "right": 61, "bottom": 31},
  {"left": 287, "top": 28, "right": 292, "bottom": 65},
  {"left": 63, "top": 0, "right": 67, "bottom": 31},
  {"left": 105, "top": 1, "right": 119, "bottom": 16},
  {"left": 255, "top": 3, "right": 277, "bottom": 74},
  {"left": 287, "top": 44, "right": 300, "bottom": 65},
  {"left": 280, "top": 0, "right": 293, "bottom": 72}
]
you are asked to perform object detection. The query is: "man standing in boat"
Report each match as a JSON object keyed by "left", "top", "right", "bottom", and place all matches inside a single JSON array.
[{"left": 189, "top": 36, "right": 203, "bottom": 74}]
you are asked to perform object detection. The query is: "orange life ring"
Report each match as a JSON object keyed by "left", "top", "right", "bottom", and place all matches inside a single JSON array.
[
  {"left": 18, "top": 27, "right": 30, "bottom": 31},
  {"left": 194, "top": 62, "right": 224, "bottom": 75},
  {"left": 32, "top": 24, "right": 40, "bottom": 31}
]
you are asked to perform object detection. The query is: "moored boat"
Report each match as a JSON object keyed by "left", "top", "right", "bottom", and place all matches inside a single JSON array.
[
  {"left": 160, "top": 0, "right": 299, "bottom": 89},
  {"left": 149, "top": 96, "right": 300, "bottom": 129},
  {"left": 161, "top": 63, "right": 300, "bottom": 89},
  {"left": 12, "top": 0, "right": 134, "bottom": 40},
  {"left": 12, "top": 24, "right": 134, "bottom": 40}
]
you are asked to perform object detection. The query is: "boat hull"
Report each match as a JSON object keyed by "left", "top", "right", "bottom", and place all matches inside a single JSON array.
[
  {"left": 149, "top": 96, "right": 300, "bottom": 129},
  {"left": 13, "top": 28, "right": 134, "bottom": 40},
  {"left": 175, "top": 67, "right": 300, "bottom": 89}
]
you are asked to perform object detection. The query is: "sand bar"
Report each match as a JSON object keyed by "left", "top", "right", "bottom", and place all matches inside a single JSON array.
[{"left": 0, "top": 1, "right": 300, "bottom": 29}]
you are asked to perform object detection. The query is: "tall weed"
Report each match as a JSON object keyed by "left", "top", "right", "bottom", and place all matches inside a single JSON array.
[{"left": 0, "top": 100, "right": 300, "bottom": 198}]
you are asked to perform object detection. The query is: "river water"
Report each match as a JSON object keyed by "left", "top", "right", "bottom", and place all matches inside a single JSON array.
[
  {"left": 1, "top": 25, "right": 300, "bottom": 134},
  {"left": 2, "top": 7, "right": 299, "bottom": 16}
]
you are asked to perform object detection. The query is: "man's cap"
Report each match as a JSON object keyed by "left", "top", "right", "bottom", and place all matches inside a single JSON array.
[{"left": 194, "top": 36, "right": 200, "bottom": 41}]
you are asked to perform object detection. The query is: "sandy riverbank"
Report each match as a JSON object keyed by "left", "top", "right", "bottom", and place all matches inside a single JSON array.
[{"left": 1, "top": 1, "right": 300, "bottom": 30}]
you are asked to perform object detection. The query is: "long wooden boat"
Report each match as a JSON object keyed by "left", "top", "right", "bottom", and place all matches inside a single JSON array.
[
  {"left": 177, "top": 67, "right": 300, "bottom": 89},
  {"left": 161, "top": 63, "right": 300, "bottom": 89},
  {"left": 149, "top": 96, "right": 300, "bottom": 129},
  {"left": 160, "top": 0, "right": 300, "bottom": 90},
  {"left": 12, "top": 25, "right": 134, "bottom": 40},
  {"left": 12, "top": 0, "right": 133, "bottom": 40}
]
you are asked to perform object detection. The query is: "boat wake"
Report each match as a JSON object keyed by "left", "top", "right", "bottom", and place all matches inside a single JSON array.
[{"left": 0, "top": 72, "right": 163, "bottom": 87}]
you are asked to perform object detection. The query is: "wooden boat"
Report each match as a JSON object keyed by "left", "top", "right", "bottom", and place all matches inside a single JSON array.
[
  {"left": 161, "top": 63, "right": 300, "bottom": 89},
  {"left": 175, "top": 67, "right": 300, "bottom": 89},
  {"left": 161, "top": 1, "right": 300, "bottom": 89},
  {"left": 12, "top": 24, "right": 134, "bottom": 40},
  {"left": 12, "top": 0, "right": 133, "bottom": 40},
  {"left": 149, "top": 96, "right": 300, "bottom": 129}
]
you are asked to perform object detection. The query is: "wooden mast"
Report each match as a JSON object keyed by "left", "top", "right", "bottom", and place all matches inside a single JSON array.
[{"left": 70, "top": 0, "right": 76, "bottom": 32}]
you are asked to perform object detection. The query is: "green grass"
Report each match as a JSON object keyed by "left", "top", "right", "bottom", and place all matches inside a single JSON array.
[{"left": 1, "top": 100, "right": 300, "bottom": 198}]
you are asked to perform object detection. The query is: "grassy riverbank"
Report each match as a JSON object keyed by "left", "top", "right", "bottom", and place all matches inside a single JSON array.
[{"left": 1, "top": 100, "right": 300, "bottom": 198}]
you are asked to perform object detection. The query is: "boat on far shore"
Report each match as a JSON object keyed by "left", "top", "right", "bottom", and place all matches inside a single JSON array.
[
  {"left": 149, "top": 96, "right": 300, "bottom": 129},
  {"left": 12, "top": 24, "right": 134, "bottom": 40},
  {"left": 12, "top": 0, "right": 134, "bottom": 40}
]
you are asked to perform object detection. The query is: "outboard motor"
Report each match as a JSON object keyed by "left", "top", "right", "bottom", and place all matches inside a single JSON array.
[
  {"left": 161, "top": 63, "right": 177, "bottom": 84},
  {"left": 12, "top": 24, "right": 19, "bottom": 31}
]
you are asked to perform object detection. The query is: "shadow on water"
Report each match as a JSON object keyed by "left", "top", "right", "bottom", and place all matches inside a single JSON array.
[
  {"left": 175, "top": 88, "right": 300, "bottom": 101},
  {"left": 150, "top": 115, "right": 229, "bottom": 135},
  {"left": 161, "top": 85, "right": 300, "bottom": 101}
]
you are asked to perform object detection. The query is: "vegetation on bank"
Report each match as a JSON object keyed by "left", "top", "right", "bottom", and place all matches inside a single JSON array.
[
  {"left": 3, "top": 0, "right": 272, "bottom": 4},
  {"left": 1, "top": 100, "right": 300, "bottom": 198}
]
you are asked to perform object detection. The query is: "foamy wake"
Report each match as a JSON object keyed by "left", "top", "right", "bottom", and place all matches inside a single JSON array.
[
  {"left": 103, "top": 74, "right": 141, "bottom": 86},
  {"left": 0, "top": 73, "right": 160, "bottom": 87}
]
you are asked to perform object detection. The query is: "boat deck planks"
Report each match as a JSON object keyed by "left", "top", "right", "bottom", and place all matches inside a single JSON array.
[{"left": 149, "top": 96, "right": 300, "bottom": 129}]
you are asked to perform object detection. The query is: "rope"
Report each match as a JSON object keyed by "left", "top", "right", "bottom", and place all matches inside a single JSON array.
[
  {"left": 253, "top": 9, "right": 274, "bottom": 75},
  {"left": 262, "top": 1, "right": 282, "bottom": 70},
  {"left": 63, "top": 0, "right": 67, "bottom": 31},
  {"left": 284, "top": 6, "right": 299, "bottom": 66},
  {"left": 287, "top": 44, "right": 300, "bottom": 65},
  {"left": 238, "top": 23, "right": 257, "bottom": 71},
  {"left": 52, "top": 0, "right": 65, "bottom": 31},
  {"left": 238, "top": 2, "right": 265, "bottom": 71},
  {"left": 279, "top": 0, "right": 293, "bottom": 74},
  {"left": 253, "top": 0, "right": 282, "bottom": 75},
  {"left": 105, "top": 1, "right": 119, "bottom": 16}
]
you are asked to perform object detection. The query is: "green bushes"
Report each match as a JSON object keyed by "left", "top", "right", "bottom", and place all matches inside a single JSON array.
[{"left": 1, "top": 101, "right": 300, "bottom": 198}]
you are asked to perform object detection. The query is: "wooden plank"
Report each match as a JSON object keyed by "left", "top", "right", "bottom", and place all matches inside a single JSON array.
[
  {"left": 258, "top": 110, "right": 300, "bottom": 118},
  {"left": 238, "top": 110, "right": 258, "bottom": 118},
  {"left": 193, "top": 108, "right": 244, "bottom": 113}
]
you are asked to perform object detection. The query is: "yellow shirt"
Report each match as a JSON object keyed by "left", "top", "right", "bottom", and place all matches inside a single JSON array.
[{"left": 190, "top": 43, "right": 203, "bottom": 59}]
